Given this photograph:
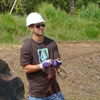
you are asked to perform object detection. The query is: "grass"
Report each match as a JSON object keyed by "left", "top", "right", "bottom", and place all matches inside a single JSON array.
[
  {"left": 0, "top": 2, "right": 100, "bottom": 44},
  {"left": 0, "top": 13, "right": 27, "bottom": 44}
]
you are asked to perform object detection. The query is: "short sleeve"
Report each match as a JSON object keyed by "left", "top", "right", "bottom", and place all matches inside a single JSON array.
[
  {"left": 20, "top": 47, "right": 31, "bottom": 66},
  {"left": 53, "top": 42, "right": 60, "bottom": 59}
]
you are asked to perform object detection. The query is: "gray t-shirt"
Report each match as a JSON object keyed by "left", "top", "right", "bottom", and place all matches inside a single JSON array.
[{"left": 20, "top": 37, "right": 61, "bottom": 98}]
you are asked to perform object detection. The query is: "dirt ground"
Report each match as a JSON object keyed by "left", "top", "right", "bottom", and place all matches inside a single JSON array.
[{"left": 0, "top": 42, "right": 100, "bottom": 100}]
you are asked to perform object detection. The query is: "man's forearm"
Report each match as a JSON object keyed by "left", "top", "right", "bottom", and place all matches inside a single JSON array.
[{"left": 22, "top": 64, "right": 41, "bottom": 73}]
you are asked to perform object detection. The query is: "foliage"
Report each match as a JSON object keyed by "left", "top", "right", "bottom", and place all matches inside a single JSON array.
[
  {"left": 80, "top": 3, "right": 100, "bottom": 20},
  {"left": 1, "top": 3, "right": 100, "bottom": 44},
  {"left": 1, "top": 0, "right": 100, "bottom": 15},
  {"left": 74, "top": 0, "right": 100, "bottom": 9},
  {"left": 21, "top": 0, "right": 44, "bottom": 14},
  {"left": 48, "top": 0, "right": 70, "bottom": 12},
  {"left": 0, "top": 0, "right": 13, "bottom": 12},
  {"left": 0, "top": 13, "right": 27, "bottom": 43}
]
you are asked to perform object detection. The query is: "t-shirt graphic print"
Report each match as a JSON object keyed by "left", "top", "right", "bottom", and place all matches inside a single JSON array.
[{"left": 37, "top": 48, "right": 49, "bottom": 63}]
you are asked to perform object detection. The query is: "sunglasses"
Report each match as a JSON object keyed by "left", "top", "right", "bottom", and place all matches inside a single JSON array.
[{"left": 35, "top": 23, "right": 45, "bottom": 28}]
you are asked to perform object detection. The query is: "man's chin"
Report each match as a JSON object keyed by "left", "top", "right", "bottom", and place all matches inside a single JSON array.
[
  {"left": 38, "top": 33, "right": 44, "bottom": 36},
  {"left": 36, "top": 33, "right": 43, "bottom": 36}
]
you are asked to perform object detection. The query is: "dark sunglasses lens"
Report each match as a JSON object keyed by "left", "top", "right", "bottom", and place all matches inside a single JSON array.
[
  {"left": 36, "top": 24, "right": 45, "bottom": 28},
  {"left": 36, "top": 24, "right": 40, "bottom": 28},
  {"left": 41, "top": 24, "right": 45, "bottom": 27}
]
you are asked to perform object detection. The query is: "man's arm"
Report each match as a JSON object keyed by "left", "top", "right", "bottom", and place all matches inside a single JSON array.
[
  {"left": 22, "top": 59, "right": 53, "bottom": 73},
  {"left": 22, "top": 64, "right": 41, "bottom": 73}
]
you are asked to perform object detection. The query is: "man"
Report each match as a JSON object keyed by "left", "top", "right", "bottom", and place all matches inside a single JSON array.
[{"left": 20, "top": 12, "right": 65, "bottom": 100}]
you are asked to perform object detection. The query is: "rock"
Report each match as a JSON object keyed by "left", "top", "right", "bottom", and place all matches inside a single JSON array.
[{"left": 0, "top": 59, "right": 27, "bottom": 100}]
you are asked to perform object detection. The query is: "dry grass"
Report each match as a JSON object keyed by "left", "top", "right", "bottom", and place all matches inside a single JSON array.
[{"left": 0, "top": 42, "right": 100, "bottom": 100}]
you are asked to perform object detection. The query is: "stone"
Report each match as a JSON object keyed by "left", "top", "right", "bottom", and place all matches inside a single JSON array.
[{"left": 0, "top": 59, "right": 27, "bottom": 100}]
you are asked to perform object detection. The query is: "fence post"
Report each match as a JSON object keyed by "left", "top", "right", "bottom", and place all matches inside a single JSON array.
[{"left": 70, "top": 0, "right": 74, "bottom": 17}]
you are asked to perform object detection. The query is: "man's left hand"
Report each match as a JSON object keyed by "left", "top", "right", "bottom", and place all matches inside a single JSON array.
[{"left": 52, "top": 58, "right": 62, "bottom": 68}]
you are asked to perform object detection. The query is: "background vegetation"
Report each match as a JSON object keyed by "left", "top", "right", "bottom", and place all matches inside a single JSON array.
[
  {"left": 1, "top": 0, "right": 100, "bottom": 14},
  {"left": 0, "top": 1, "right": 100, "bottom": 44}
]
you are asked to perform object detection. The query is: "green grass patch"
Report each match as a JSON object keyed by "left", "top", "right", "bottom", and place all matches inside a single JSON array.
[{"left": 0, "top": 2, "right": 100, "bottom": 44}]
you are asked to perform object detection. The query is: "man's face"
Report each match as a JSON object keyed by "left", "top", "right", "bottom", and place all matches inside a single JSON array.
[{"left": 30, "top": 22, "right": 45, "bottom": 36}]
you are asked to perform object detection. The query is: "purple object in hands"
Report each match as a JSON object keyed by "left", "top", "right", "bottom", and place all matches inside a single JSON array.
[
  {"left": 52, "top": 58, "right": 62, "bottom": 68},
  {"left": 42, "top": 60, "right": 52, "bottom": 69}
]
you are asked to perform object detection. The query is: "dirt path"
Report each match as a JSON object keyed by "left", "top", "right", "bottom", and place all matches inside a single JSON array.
[{"left": 0, "top": 42, "right": 100, "bottom": 100}]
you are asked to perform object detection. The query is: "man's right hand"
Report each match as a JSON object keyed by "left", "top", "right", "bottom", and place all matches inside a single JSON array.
[{"left": 40, "top": 59, "right": 53, "bottom": 69}]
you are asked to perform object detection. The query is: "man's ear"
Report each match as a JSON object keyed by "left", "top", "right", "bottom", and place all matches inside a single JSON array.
[{"left": 29, "top": 26, "right": 34, "bottom": 32}]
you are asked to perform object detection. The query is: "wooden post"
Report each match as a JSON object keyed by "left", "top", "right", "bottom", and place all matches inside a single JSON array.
[
  {"left": 70, "top": 0, "right": 74, "bottom": 17},
  {"left": 16, "top": 0, "right": 18, "bottom": 14}
]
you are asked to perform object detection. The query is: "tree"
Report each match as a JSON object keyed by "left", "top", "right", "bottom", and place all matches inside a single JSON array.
[{"left": 0, "top": 0, "right": 100, "bottom": 15}]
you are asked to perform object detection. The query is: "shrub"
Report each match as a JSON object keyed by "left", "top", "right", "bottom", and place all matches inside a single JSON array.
[{"left": 80, "top": 3, "right": 100, "bottom": 20}]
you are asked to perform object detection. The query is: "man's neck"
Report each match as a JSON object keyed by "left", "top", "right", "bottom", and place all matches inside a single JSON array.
[{"left": 32, "top": 35, "right": 44, "bottom": 43}]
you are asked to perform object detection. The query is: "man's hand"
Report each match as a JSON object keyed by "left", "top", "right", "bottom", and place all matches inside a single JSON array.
[
  {"left": 40, "top": 59, "right": 53, "bottom": 69},
  {"left": 52, "top": 58, "right": 62, "bottom": 68}
]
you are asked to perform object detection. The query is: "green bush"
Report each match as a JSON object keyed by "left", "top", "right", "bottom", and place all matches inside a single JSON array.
[
  {"left": 0, "top": 13, "right": 27, "bottom": 44},
  {"left": 80, "top": 3, "right": 100, "bottom": 20},
  {"left": 85, "top": 27, "right": 100, "bottom": 40},
  {"left": 1, "top": 2, "right": 100, "bottom": 44}
]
